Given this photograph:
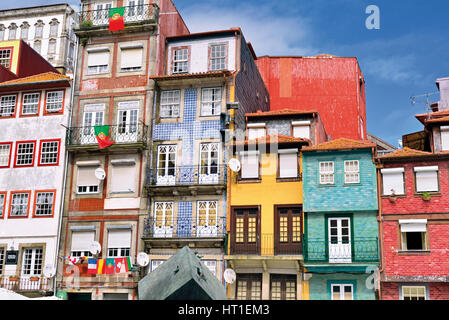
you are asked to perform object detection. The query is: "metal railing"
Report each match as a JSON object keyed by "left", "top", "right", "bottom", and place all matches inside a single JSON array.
[
  {"left": 143, "top": 217, "right": 226, "bottom": 239},
  {"left": 0, "top": 276, "right": 51, "bottom": 292},
  {"left": 79, "top": 4, "right": 159, "bottom": 27},
  {"left": 146, "top": 165, "right": 227, "bottom": 186},
  {"left": 303, "top": 237, "right": 379, "bottom": 263},
  {"left": 66, "top": 124, "right": 148, "bottom": 147},
  {"left": 228, "top": 233, "right": 303, "bottom": 256}
]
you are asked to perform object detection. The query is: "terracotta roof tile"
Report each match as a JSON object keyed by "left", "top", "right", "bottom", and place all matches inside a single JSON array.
[
  {"left": 246, "top": 108, "right": 318, "bottom": 118},
  {"left": 233, "top": 134, "right": 310, "bottom": 146},
  {"left": 302, "top": 138, "right": 376, "bottom": 151},
  {"left": 377, "top": 147, "right": 433, "bottom": 159},
  {"left": 424, "top": 115, "right": 449, "bottom": 124},
  {"left": 0, "top": 72, "right": 69, "bottom": 86},
  {"left": 415, "top": 110, "right": 449, "bottom": 124}
]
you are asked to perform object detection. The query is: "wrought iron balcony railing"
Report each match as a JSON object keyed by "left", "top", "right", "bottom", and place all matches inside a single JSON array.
[
  {"left": 146, "top": 165, "right": 227, "bottom": 187},
  {"left": 0, "top": 276, "right": 51, "bottom": 292},
  {"left": 228, "top": 233, "right": 303, "bottom": 256},
  {"left": 66, "top": 124, "right": 148, "bottom": 148},
  {"left": 79, "top": 4, "right": 159, "bottom": 28},
  {"left": 143, "top": 217, "right": 226, "bottom": 239},
  {"left": 303, "top": 237, "right": 379, "bottom": 263}
]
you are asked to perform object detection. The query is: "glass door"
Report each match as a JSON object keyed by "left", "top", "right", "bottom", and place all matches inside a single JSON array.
[
  {"left": 156, "top": 145, "right": 177, "bottom": 185},
  {"left": 328, "top": 217, "right": 352, "bottom": 263},
  {"left": 199, "top": 143, "right": 219, "bottom": 184}
]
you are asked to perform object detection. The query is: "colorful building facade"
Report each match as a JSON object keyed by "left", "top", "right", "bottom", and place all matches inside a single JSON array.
[{"left": 302, "top": 138, "right": 379, "bottom": 300}]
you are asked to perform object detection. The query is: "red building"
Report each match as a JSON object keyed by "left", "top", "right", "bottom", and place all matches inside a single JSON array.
[
  {"left": 377, "top": 80, "right": 449, "bottom": 299},
  {"left": 255, "top": 55, "right": 366, "bottom": 140}
]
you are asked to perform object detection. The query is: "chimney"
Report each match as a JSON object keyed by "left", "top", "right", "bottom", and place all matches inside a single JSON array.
[{"left": 436, "top": 77, "right": 449, "bottom": 110}]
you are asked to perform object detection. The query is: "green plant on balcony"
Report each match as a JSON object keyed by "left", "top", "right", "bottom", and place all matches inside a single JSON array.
[
  {"left": 80, "top": 20, "right": 94, "bottom": 29},
  {"left": 388, "top": 189, "right": 397, "bottom": 203},
  {"left": 421, "top": 192, "right": 431, "bottom": 201},
  {"left": 80, "top": 37, "right": 89, "bottom": 47}
]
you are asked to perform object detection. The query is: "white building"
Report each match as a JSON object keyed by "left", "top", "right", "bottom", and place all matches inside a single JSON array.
[{"left": 0, "top": 3, "right": 79, "bottom": 76}]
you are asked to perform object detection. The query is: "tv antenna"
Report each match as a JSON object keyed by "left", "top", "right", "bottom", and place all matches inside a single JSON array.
[{"left": 410, "top": 91, "right": 440, "bottom": 119}]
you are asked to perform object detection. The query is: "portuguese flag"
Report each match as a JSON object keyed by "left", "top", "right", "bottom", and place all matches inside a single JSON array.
[
  {"left": 94, "top": 125, "right": 115, "bottom": 149},
  {"left": 109, "top": 7, "right": 125, "bottom": 31}
]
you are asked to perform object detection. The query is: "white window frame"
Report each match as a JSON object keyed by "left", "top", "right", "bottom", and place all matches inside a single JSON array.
[
  {"left": 0, "top": 193, "right": 5, "bottom": 218},
  {"left": 202, "top": 260, "right": 217, "bottom": 276},
  {"left": 22, "top": 93, "right": 40, "bottom": 115},
  {"left": 201, "top": 87, "right": 222, "bottom": 116},
  {"left": 440, "top": 126, "right": 449, "bottom": 151},
  {"left": 76, "top": 161, "right": 101, "bottom": 194},
  {"left": 319, "top": 161, "right": 334, "bottom": 184},
  {"left": 16, "top": 142, "right": 35, "bottom": 166},
  {"left": 160, "top": 90, "right": 180, "bottom": 118},
  {"left": 151, "top": 259, "right": 165, "bottom": 271},
  {"left": 39, "top": 141, "right": 59, "bottom": 165},
  {"left": 0, "top": 49, "right": 12, "bottom": 69},
  {"left": 414, "top": 166, "right": 439, "bottom": 193},
  {"left": 399, "top": 219, "right": 428, "bottom": 251},
  {"left": 120, "top": 45, "right": 143, "bottom": 72},
  {"left": 331, "top": 283, "right": 354, "bottom": 300},
  {"left": 0, "top": 143, "right": 11, "bottom": 167},
  {"left": 172, "top": 48, "right": 188, "bottom": 74},
  {"left": 110, "top": 159, "right": 136, "bottom": 193},
  {"left": 21, "top": 248, "right": 43, "bottom": 276},
  {"left": 45, "top": 91, "right": 63, "bottom": 113},
  {"left": 401, "top": 285, "right": 427, "bottom": 300},
  {"left": 344, "top": 160, "right": 360, "bottom": 184},
  {"left": 10, "top": 193, "right": 29, "bottom": 217},
  {"left": 209, "top": 43, "right": 226, "bottom": 71}
]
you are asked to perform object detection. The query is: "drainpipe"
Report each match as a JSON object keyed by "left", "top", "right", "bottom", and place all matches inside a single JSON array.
[
  {"left": 375, "top": 155, "right": 385, "bottom": 300},
  {"left": 53, "top": 29, "right": 79, "bottom": 297}
]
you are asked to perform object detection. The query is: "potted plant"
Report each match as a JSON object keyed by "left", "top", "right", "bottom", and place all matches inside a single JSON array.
[
  {"left": 388, "top": 189, "right": 397, "bottom": 203},
  {"left": 29, "top": 276, "right": 40, "bottom": 281},
  {"left": 422, "top": 192, "right": 431, "bottom": 201}
]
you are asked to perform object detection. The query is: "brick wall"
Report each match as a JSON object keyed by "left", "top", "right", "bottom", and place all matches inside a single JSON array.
[{"left": 381, "top": 282, "right": 449, "bottom": 300}]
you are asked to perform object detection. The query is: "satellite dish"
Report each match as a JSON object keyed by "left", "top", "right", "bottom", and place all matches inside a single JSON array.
[
  {"left": 94, "top": 168, "right": 106, "bottom": 180},
  {"left": 137, "top": 252, "right": 149, "bottom": 267},
  {"left": 223, "top": 268, "right": 236, "bottom": 284},
  {"left": 43, "top": 265, "right": 56, "bottom": 278},
  {"left": 89, "top": 241, "right": 102, "bottom": 255},
  {"left": 228, "top": 158, "right": 241, "bottom": 172}
]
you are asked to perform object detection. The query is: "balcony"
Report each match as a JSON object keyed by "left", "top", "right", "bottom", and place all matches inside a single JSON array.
[
  {"left": 76, "top": 4, "right": 159, "bottom": 36},
  {"left": 142, "top": 217, "right": 226, "bottom": 248},
  {"left": 66, "top": 124, "right": 148, "bottom": 152},
  {"left": 0, "top": 276, "right": 51, "bottom": 293},
  {"left": 145, "top": 165, "right": 227, "bottom": 196},
  {"left": 228, "top": 233, "right": 303, "bottom": 256},
  {"left": 303, "top": 237, "right": 379, "bottom": 264}
]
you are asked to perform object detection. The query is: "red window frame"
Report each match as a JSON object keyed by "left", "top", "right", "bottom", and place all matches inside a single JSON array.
[
  {"left": 33, "top": 189, "right": 56, "bottom": 218},
  {"left": 0, "top": 93, "right": 18, "bottom": 119},
  {"left": 170, "top": 46, "right": 190, "bottom": 74},
  {"left": 19, "top": 91, "right": 41, "bottom": 117},
  {"left": 0, "top": 142, "right": 13, "bottom": 168},
  {"left": 14, "top": 140, "right": 36, "bottom": 168},
  {"left": 38, "top": 139, "right": 61, "bottom": 166},
  {"left": 0, "top": 47, "right": 14, "bottom": 71},
  {"left": 8, "top": 190, "right": 31, "bottom": 219},
  {"left": 0, "top": 191, "right": 6, "bottom": 219},
  {"left": 43, "top": 89, "right": 65, "bottom": 115}
]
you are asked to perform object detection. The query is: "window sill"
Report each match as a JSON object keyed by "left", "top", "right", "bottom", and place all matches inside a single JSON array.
[
  {"left": 381, "top": 194, "right": 406, "bottom": 198},
  {"left": 398, "top": 250, "right": 431, "bottom": 255},
  {"left": 276, "top": 177, "right": 301, "bottom": 182},
  {"left": 238, "top": 178, "right": 261, "bottom": 184}
]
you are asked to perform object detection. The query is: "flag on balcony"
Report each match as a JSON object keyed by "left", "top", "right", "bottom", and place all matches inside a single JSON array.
[
  {"left": 94, "top": 125, "right": 115, "bottom": 149},
  {"left": 105, "top": 258, "right": 115, "bottom": 274},
  {"left": 109, "top": 7, "right": 125, "bottom": 31},
  {"left": 97, "top": 259, "right": 105, "bottom": 274},
  {"left": 87, "top": 258, "right": 97, "bottom": 274}
]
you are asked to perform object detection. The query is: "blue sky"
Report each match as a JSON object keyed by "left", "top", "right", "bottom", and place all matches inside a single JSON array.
[{"left": 2, "top": 0, "right": 449, "bottom": 146}]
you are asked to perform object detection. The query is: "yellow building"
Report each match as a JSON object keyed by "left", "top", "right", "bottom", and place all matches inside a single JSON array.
[{"left": 225, "top": 109, "right": 328, "bottom": 300}]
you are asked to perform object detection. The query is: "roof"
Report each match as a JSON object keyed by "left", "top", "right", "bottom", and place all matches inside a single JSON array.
[
  {"left": 415, "top": 109, "right": 449, "bottom": 124},
  {"left": 302, "top": 138, "right": 376, "bottom": 152},
  {"left": 150, "top": 70, "right": 232, "bottom": 81},
  {"left": 377, "top": 147, "right": 433, "bottom": 159},
  {"left": 0, "top": 72, "right": 70, "bottom": 86},
  {"left": 367, "top": 132, "right": 397, "bottom": 150},
  {"left": 166, "top": 28, "right": 240, "bottom": 42},
  {"left": 233, "top": 134, "right": 310, "bottom": 147},
  {"left": 246, "top": 108, "right": 318, "bottom": 118},
  {"left": 424, "top": 115, "right": 449, "bottom": 124}
]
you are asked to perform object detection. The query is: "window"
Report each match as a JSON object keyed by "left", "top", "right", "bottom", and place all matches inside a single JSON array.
[
  {"left": 0, "top": 94, "right": 16, "bottom": 117},
  {"left": 9, "top": 191, "right": 30, "bottom": 217},
  {"left": 275, "top": 207, "right": 301, "bottom": 255},
  {"left": 278, "top": 150, "right": 298, "bottom": 179},
  {"left": 172, "top": 48, "right": 188, "bottom": 73},
  {"left": 116, "top": 102, "right": 139, "bottom": 142},
  {"left": 199, "top": 142, "right": 219, "bottom": 184},
  {"left": 82, "top": 104, "right": 104, "bottom": 143},
  {"left": 201, "top": 260, "right": 217, "bottom": 276},
  {"left": 209, "top": 44, "right": 226, "bottom": 71},
  {"left": 156, "top": 145, "right": 177, "bottom": 186},
  {"left": 87, "top": 49, "right": 109, "bottom": 74},
  {"left": 127, "top": 0, "right": 144, "bottom": 17},
  {"left": 402, "top": 286, "right": 427, "bottom": 300},
  {"left": 76, "top": 164, "right": 101, "bottom": 194},
  {"left": 95, "top": 3, "right": 112, "bottom": 20},
  {"left": 151, "top": 260, "right": 165, "bottom": 271},
  {"left": 331, "top": 283, "right": 354, "bottom": 300},
  {"left": 71, "top": 230, "right": 95, "bottom": 257},
  {"left": 22, "top": 248, "right": 43, "bottom": 276},
  {"left": 107, "top": 228, "right": 131, "bottom": 258},
  {"left": 241, "top": 152, "right": 259, "bottom": 179},
  {"left": 0, "top": 26, "right": 4, "bottom": 41},
  {"left": 270, "top": 275, "right": 297, "bottom": 300},
  {"left": 441, "top": 126, "right": 449, "bottom": 151},
  {"left": 236, "top": 274, "right": 262, "bottom": 300},
  {"left": 160, "top": 90, "right": 180, "bottom": 118},
  {"left": 45, "top": 90, "right": 64, "bottom": 113},
  {"left": 344, "top": 160, "right": 360, "bottom": 184},
  {"left": 292, "top": 121, "right": 310, "bottom": 139},
  {"left": 153, "top": 201, "right": 174, "bottom": 237},
  {"left": 34, "top": 191, "right": 55, "bottom": 217},
  {"left": 381, "top": 168, "right": 405, "bottom": 195},
  {"left": 15, "top": 141, "right": 36, "bottom": 167},
  {"left": 20, "top": 23, "right": 29, "bottom": 40},
  {"left": 48, "top": 39, "right": 56, "bottom": 55},
  {"left": 0, "top": 143, "right": 12, "bottom": 167},
  {"left": 34, "top": 22, "right": 43, "bottom": 38},
  {"left": 110, "top": 159, "right": 136, "bottom": 193},
  {"left": 0, "top": 192, "right": 6, "bottom": 218},
  {"left": 49, "top": 20, "right": 58, "bottom": 37},
  {"left": 120, "top": 46, "right": 143, "bottom": 72},
  {"left": 8, "top": 25, "right": 17, "bottom": 40},
  {"left": 400, "top": 219, "right": 427, "bottom": 251},
  {"left": 197, "top": 201, "right": 218, "bottom": 237},
  {"left": 231, "top": 207, "right": 259, "bottom": 254},
  {"left": 39, "top": 140, "right": 60, "bottom": 165},
  {"left": 414, "top": 166, "right": 438, "bottom": 192},
  {"left": 319, "top": 161, "right": 334, "bottom": 184},
  {"left": 247, "top": 123, "right": 266, "bottom": 140},
  {"left": 0, "top": 248, "right": 4, "bottom": 274},
  {"left": 21, "top": 93, "right": 40, "bottom": 116},
  {"left": 68, "top": 42, "right": 74, "bottom": 60},
  {"left": 0, "top": 49, "right": 12, "bottom": 70},
  {"left": 34, "top": 41, "right": 41, "bottom": 54},
  {"left": 201, "top": 87, "right": 222, "bottom": 116}
]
